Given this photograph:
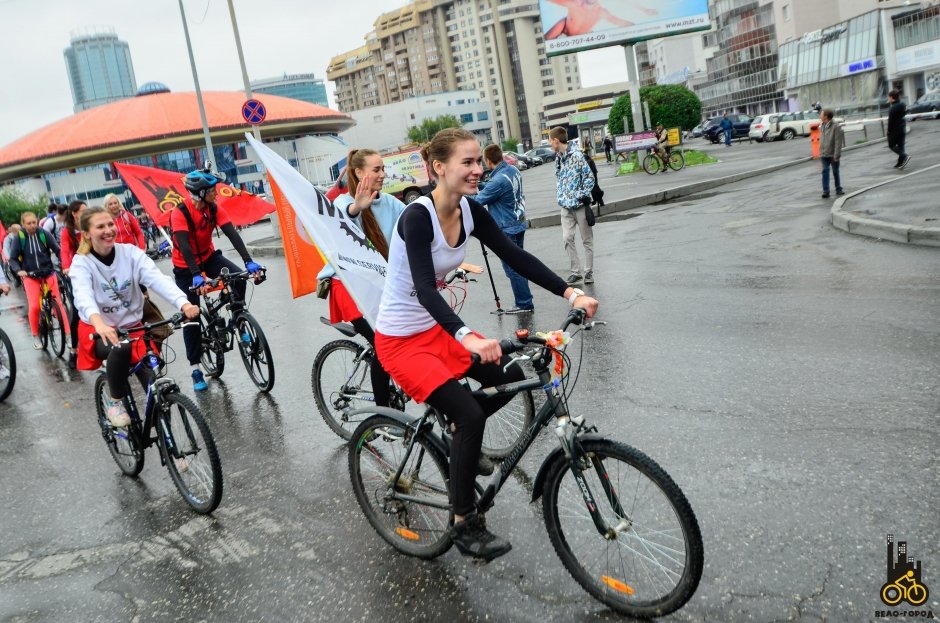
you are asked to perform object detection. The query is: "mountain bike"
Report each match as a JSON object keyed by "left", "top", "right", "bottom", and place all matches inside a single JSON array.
[
  {"left": 56, "top": 266, "right": 73, "bottom": 318},
  {"left": 348, "top": 309, "right": 704, "bottom": 618},
  {"left": 27, "top": 271, "right": 66, "bottom": 357},
  {"left": 0, "top": 292, "right": 16, "bottom": 402},
  {"left": 643, "top": 148, "right": 685, "bottom": 175},
  {"left": 94, "top": 314, "right": 223, "bottom": 513},
  {"left": 312, "top": 268, "right": 534, "bottom": 457},
  {"left": 197, "top": 267, "right": 274, "bottom": 392}
]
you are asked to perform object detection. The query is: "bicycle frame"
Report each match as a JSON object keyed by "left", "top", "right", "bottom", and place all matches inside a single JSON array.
[
  {"left": 113, "top": 345, "right": 178, "bottom": 454},
  {"left": 354, "top": 316, "right": 628, "bottom": 537}
]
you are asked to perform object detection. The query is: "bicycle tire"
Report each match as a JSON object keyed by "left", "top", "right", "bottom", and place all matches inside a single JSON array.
[
  {"left": 668, "top": 152, "right": 686, "bottom": 171},
  {"left": 95, "top": 375, "right": 144, "bottom": 476},
  {"left": 0, "top": 328, "right": 16, "bottom": 402},
  {"left": 462, "top": 377, "right": 535, "bottom": 459},
  {"left": 199, "top": 313, "right": 225, "bottom": 378},
  {"left": 235, "top": 312, "right": 275, "bottom": 392},
  {"left": 158, "top": 392, "right": 223, "bottom": 514},
  {"left": 542, "top": 438, "right": 703, "bottom": 618},
  {"left": 312, "top": 340, "right": 377, "bottom": 440},
  {"left": 349, "top": 415, "right": 453, "bottom": 558},
  {"left": 48, "top": 298, "right": 66, "bottom": 358},
  {"left": 642, "top": 154, "right": 662, "bottom": 175}
]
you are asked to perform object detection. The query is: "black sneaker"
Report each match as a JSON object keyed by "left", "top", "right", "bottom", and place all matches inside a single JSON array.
[
  {"left": 836, "top": 189, "right": 845, "bottom": 196},
  {"left": 450, "top": 513, "right": 512, "bottom": 561},
  {"left": 566, "top": 273, "right": 582, "bottom": 286},
  {"left": 68, "top": 352, "right": 78, "bottom": 370},
  {"left": 900, "top": 155, "right": 911, "bottom": 170},
  {"left": 477, "top": 454, "right": 495, "bottom": 476},
  {"left": 821, "top": 193, "right": 830, "bottom": 199}
]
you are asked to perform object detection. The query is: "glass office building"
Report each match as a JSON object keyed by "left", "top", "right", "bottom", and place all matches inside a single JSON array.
[
  {"left": 251, "top": 73, "right": 329, "bottom": 107},
  {"left": 892, "top": 6, "right": 940, "bottom": 102},
  {"left": 64, "top": 29, "right": 137, "bottom": 113}
]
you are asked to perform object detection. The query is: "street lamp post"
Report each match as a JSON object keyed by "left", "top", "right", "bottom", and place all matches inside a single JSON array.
[{"left": 177, "top": 0, "right": 215, "bottom": 165}]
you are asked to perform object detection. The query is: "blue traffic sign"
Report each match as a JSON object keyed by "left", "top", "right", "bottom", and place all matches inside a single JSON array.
[{"left": 242, "top": 99, "right": 266, "bottom": 125}]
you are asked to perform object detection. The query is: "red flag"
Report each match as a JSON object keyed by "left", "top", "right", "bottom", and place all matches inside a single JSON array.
[
  {"left": 113, "top": 162, "right": 274, "bottom": 227},
  {"left": 269, "top": 178, "right": 326, "bottom": 298}
]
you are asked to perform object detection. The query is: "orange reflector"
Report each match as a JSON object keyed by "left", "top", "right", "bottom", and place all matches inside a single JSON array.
[
  {"left": 601, "top": 575, "right": 635, "bottom": 595},
  {"left": 395, "top": 527, "right": 420, "bottom": 541}
]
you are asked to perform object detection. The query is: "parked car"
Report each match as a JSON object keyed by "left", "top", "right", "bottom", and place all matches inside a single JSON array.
[
  {"left": 909, "top": 91, "right": 940, "bottom": 120},
  {"left": 502, "top": 153, "right": 527, "bottom": 170},
  {"left": 506, "top": 151, "right": 540, "bottom": 167},
  {"left": 703, "top": 114, "right": 753, "bottom": 143},
  {"left": 749, "top": 114, "right": 780, "bottom": 142},
  {"left": 527, "top": 146, "right": 556, "bottom": 162},
  {"left": 763, "top": 110, "right": 843, "bottom": 141},
  {"left": 687, "top": 123, "right": 706, "bottom": 139}
]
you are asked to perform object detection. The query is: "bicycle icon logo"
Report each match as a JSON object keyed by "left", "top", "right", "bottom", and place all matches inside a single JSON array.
[{"left": 881, "top": 534, "right": 930, "bottom": 607}]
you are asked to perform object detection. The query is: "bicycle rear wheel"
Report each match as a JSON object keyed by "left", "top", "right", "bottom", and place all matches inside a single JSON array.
[
  {"left": 235, "top": 312, "right": 275, "bottom": 392},
  {"left": 199, "top": 314, "right": 225, "bottom": 378},
  {"left": 158, "top": 392, "right": 223, "bottom": 513},
  {"left": 95, "top": 375, "right": 144, "bottom": 476},
  {"left": 48, "top": 298, "right": 66, "bottom": 358},
  {"left": 349, "top": 415, "right": 453, "bottom": 558},
  {"left": 312, "top": 340, "right": 378, "bottom": 440},
  {"left": 668, "top": 152, "right": 686, "bottom": 171},
  {"left": 0, "top": 328, "right": 16, "bottom": 402},
  {"left": 542, "top": 439, "right": 703, "bottom": 618},
  {"left": 642, "top": 154, "right": 662, "bottom": 175}
]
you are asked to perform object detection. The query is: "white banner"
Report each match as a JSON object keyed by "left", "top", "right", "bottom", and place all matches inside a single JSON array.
[{"left": 245, "top": 134, "right": 386, "bottom": 326}]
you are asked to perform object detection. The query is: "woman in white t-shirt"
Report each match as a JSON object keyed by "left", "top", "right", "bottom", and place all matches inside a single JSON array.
[{"left": 70, "top": 206, "right": 199, "bottom": 427}]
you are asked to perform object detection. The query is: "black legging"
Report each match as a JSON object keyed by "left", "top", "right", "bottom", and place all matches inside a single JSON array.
[
  {"left": 66, "top": 282, "right": 79, "bottom": 351},
  {"left": 93, "top": 339, "right": 155, "bottom": 399},
  {"left": 350, "top": 317, "right": 391, "bottom": 408},
  {"left": 425, "top": 356, "right": 525, "bottom": 516}
]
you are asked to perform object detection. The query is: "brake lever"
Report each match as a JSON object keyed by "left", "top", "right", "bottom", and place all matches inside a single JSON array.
[
  {"left": 584, "top": 320, "right": 607, "bottom": 331},
  {"left": 503, "top": 353, "right": 531, "bottom": 373}
]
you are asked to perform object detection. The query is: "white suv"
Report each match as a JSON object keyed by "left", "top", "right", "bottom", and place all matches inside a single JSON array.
[
  {"left": 764, "top": 110, "right": 843, "bottom": 141},
  {"left": 749, "top": 114, "right": 779, "bottom": 142}
]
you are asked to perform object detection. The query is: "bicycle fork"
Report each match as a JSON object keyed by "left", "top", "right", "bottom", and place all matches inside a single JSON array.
[{"left": 556, "top": 416, "right": 629, "bottom": 540}]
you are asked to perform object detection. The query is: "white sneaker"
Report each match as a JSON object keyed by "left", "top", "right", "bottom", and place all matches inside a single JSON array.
[
  {"left": 175, "top": 457, "right": 190, "bottom": 473},
  {"left": 32, "top": 339, "right": 43, "bottom": 350},
  {"left": 105, "top": 398, "right": 131, "bottom": 428}
]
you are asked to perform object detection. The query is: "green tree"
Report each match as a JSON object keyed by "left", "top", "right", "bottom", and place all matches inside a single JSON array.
[
  {"left": 608, "top": 85, "right": 703, "bottom": 136},
  {"left": 407, "top": 114, "right": 463, "bottom": 143},
  {"left": 501, "top": 137, "right": 520, "bottom": 152},
  {"left": 0, "top": 187, "right": 47, "bottom": 227}
]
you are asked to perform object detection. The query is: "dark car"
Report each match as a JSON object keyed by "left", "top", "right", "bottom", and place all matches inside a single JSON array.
[
  {"left": 527, "top": 146, "right": 556, "bottom": 162},
  {"left": 506, "top": 151, "right": 539, "bottom": 168},
  {"left": 703, "top": 114, "right": 753, "bottom": 143},
  {"left": 909, "top": 91, "right": 940, "bottom": 120}
]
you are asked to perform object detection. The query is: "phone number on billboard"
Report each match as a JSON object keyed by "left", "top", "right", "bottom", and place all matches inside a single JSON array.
[{"left": 549, "top": 33, "right": 607, "bottom": 49}]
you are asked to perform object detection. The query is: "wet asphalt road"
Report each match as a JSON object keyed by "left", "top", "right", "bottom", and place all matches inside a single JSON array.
[{"left": 1, "top": 139, "right": 939, "bottom": 622}]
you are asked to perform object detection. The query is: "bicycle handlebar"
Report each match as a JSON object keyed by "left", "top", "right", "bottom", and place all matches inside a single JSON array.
[
  {"left": 192, "top": 266, "right": 267, "bottom": 292},
  {"left": 91, "top": 313, "right": 196, "bottom": 341},
  {"left": 468, "top": 308, "right": 589, "bottom": 364}
]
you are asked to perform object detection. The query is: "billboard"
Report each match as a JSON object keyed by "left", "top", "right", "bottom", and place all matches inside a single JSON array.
[{"left": 539, "top": 0, "right": 710, "bottom": 57}]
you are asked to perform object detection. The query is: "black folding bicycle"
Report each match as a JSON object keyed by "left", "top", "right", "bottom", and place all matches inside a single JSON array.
[{"left": 348, "top": 308, "right": 704, "bottom": 618}]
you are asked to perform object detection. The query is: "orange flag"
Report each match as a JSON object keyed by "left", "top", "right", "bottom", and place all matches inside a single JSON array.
[
  {"left": 268, "top": 178, "right": 326, "bottom": 298},
  {"left": 113, "top": 162, "right": 275, "bottom": 227}
]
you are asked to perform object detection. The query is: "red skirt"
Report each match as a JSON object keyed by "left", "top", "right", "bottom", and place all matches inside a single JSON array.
[
  {"left": 328, "top": 278, "right": 364, "bottom": 324},
  {"left": 76, "top": 320, "right": 156, "bottom": 371},
  {"left": 375, "top": 325, "right": 475, "bottom": 403}
]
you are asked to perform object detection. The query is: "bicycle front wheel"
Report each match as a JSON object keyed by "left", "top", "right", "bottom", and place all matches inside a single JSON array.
[
  {"left": 199, "top": 314, "right": 225, "bottom": 378},
  {"left": 642, "top": 154, "right": 662, "bottom": 175},
  {"left": 39, "top": 305, "right": 50, "bottom": 351},
  {"left": 349, "top": 415, "right": 453, "bottom": 558},
  {"left": 48, "top": 298, "right": 66, "bottom": 358},
  {"left": 543, "top": 439, "right": 703, "bottom": 618},
  {"left": 0, "top": 328, "right": 16, "bottom": 402},
  {"left": 158, "top": 392, "right": 223, "bottom": 514},
  {"left": 312, "top": 340, "right": 377, "bottom": 440},
  {"left": 668, "top": 152, "right": 686, "bottom": 171},
  {"left": 95, "top": 375, "right": 144, "bottom": 476},
  {"left": 235, "top": 312, "right": 275, "bottom": 392},
  {"left": 463, "top": 377, "right": 535, "bottom": 459}
]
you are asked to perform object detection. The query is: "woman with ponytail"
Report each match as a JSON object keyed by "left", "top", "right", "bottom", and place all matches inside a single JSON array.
[
  {"left": 60, "top": 200, "right": 87, "bottom": 368},
  {"left": 317, "top": 148, "right": 406, "bottom": 408}
]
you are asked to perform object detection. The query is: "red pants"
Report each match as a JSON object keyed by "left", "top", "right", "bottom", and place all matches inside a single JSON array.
[{"left": 23, "top": 274, "right": 70, "bottom": 337}]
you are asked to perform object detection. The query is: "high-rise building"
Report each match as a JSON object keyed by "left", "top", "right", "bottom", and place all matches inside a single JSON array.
[
  {"left": 64, "top": 28, "right": 137, "bottom": 113},
  {"left": 327, "top": 0, "right": 580, "bottom": 149},
  {"left": 251, "top": 73, "right": 329, "bottom": 107}
]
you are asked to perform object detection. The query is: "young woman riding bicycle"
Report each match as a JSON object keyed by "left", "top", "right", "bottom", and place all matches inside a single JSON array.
[
  {"left": 373, "top": 128, "right": 598, "bottom": 560},
  {"left": 60, "top": 200, "right": 87, "bottom": 368},
  {"left": 70, "top": 206, "right": 200, "bottom": 427}
]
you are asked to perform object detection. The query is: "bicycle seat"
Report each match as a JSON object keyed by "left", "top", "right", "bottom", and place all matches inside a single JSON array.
[{"left": 319, "top": 316, "right": 357, "bottom": 338}]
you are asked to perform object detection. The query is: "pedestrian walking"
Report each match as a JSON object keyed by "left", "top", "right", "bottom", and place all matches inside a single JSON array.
[
  {"left": 472, "top": 144, "right": 533, "bottom": 313},
  {"left": 818, "top": 109, "right": 845, "bottom": 199},
  {"left": 549, "top": 126, "right": 595, "bottom": 285},
  {"left": 603, "top": 135, "right": 613, "bottom": 163},
  {"left": 720, "top": 113, "right": 733, "bottom": 147},
  {"left": 887, "top": 90, "right": 911, "bottom": 170}
]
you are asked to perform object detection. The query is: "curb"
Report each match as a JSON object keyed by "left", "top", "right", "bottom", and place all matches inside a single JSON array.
[
  {"left": 830, "top": 162, "right": 940, "bottom": 247},
  {"left": 527, "top": 136, "right": 887, "bottom": 230}
]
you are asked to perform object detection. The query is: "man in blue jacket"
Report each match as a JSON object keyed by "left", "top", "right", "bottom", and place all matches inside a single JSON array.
[{"left": 471, "top": 144, "right": 533, "bottom": 313}]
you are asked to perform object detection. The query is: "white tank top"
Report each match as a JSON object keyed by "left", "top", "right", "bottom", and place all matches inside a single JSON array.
[{"left": 376, "top": 195, "right": 474, "bottom": 337}]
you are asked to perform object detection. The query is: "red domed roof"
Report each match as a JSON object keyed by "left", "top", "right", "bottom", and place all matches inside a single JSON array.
[{"left": 0, "top": 91, "right": 354, "bottom": 181}]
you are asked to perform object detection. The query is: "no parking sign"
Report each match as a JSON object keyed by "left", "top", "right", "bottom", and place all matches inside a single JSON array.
[{"left": 242, "top": 99, "right": 266, "bottom": 125}]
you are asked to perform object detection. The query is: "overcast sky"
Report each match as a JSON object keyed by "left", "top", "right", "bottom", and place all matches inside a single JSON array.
[{"left": 0, "top": 0, "right": 630, "bottom": 148}]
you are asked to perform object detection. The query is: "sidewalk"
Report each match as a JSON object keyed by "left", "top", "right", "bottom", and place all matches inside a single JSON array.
[{"left": 830, "top": 161, "right": 940, "bottom": 247}]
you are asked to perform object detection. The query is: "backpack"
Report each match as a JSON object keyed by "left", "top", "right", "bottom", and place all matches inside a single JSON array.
[
  {"left": 175, "top": 202, "right": 218, "bottom": 267},
  {"left": 17, "top": 228, "right": 49, "bottom": 264}
]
